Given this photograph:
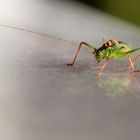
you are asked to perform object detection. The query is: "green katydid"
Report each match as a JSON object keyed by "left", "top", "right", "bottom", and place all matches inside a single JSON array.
[{"left": 67, "top": 39, "right": 140, "bottom": 73}]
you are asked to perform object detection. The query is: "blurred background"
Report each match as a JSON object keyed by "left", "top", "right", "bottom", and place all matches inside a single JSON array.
[
  {"left": 76, "top": 0, "right": 140, "bottom": 26},
  {"left": 1, "top": 0, "right": 140, "bottom": 45},
  {"left": 1, "top": 1, "right": 140, "bottom": 140}
]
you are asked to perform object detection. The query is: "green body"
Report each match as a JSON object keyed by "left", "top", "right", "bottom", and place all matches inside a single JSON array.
[
  {"left": 67, "top": 39, "right": 140, "bottom": 72},
  {"left": 90, "top": 41, "right": 140, "bottom": 62}
]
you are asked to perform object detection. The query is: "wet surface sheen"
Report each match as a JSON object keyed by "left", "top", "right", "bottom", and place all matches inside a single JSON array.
[{"left": 0, "top": 27, "right": 140, "bottom": 140}]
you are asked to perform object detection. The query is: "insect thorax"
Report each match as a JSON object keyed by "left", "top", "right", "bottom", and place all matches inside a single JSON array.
[{"left": 94, "top": 40, "right": 131, "bottom": 62}]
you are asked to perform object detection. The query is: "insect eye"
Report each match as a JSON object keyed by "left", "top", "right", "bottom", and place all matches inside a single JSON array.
[{"left": 111, "top": 40, "right": 118, "bottom": 45}]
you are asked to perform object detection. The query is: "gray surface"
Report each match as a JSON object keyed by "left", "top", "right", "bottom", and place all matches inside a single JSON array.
[
  {"left": 1, "top": 1, "right": 140, "bottom": 140},
  {"left": 0, "top": 25, "right": 140, "bottom": 140}
]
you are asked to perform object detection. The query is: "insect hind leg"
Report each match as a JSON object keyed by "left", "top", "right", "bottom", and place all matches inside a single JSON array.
[
  {"left": 127, "top": 52, "right": 140, "bottom": 72},
  {"left": 128, "top": 55, "right": 136, "bottom": 71},
  {"left": 127, "top": 48, "right": 140, "bottom": 71},
  {"left": 131, "top": 53, "right": 140, "bottom": 65}
]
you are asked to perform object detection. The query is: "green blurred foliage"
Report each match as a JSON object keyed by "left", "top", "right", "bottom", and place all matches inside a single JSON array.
[
  {"left": 106, "top": 0, "right": 140, "bottom": 25},
  {"left": 77, "top": 0, "right": 140, "bottom": 26}
]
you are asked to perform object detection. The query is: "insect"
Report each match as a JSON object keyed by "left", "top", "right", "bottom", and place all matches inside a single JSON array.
[{"left": 67, "top": 39, "right": 140, "bottom": 73}]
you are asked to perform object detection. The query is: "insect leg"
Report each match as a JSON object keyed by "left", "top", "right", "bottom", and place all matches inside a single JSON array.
[
  {"left": 131, "top": 54, "right": 140, "bottom": 65},
  {"left": 67, "top": 42, "right": 96, "bottom": 66},
  {"left": 127, "top": 55, "right": 138, "bottom": 72},
  {"left": 98, "top": 59, "right": 109, "bottom": 76},
  {"left": 127, "top": 48, "right": 140, "bottom": 67}
]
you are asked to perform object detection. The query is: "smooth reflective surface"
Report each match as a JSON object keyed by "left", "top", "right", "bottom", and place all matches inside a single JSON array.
[{"left": 0, "top": 26, "right": 140, "bottom": 140}]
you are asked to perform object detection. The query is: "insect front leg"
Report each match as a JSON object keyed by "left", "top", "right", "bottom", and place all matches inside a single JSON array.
[{"left": 67, "top": 42, "right": 96, "bottom": 66}]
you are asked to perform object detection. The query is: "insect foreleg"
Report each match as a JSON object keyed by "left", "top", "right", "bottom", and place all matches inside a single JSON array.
[{"left": 67, "top": 42, "right": 96, "bottom": 66}]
